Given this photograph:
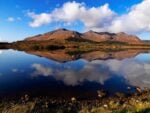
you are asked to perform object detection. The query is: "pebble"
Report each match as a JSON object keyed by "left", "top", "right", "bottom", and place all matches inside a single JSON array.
[
  {"left": 103, "top": 104, "right": 108, "bottom": 108},
  {"left": 136, "top": 87, "right": 142, "bottom": 93},
  {"left": 97, "top": 90, "right": 106, "bottom": 98},
  {"left": 71, "top": 97, "right": 76, "bottom": 102}
]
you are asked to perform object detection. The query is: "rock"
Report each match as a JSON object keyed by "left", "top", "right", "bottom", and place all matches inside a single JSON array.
[
  {"left": 24, "top": 94, "right": 29, "bottom": 101},
  {"left": 71, "top": 97, "right": 76, "bottom": 102},
  {"left": 97, "top": 90, "right": 106, "bottom": 98},
  {"left": 103, "top": 104, "right": 108, "bottom": 108},
  {"left": 136, "top": 87, "right": 142, "bottom": 93},
  {"left": 115, "top": 92, "right": 125, "bottom": 98},
  {"left": 45, "top": 101, "right": 49, "bottom": 108}
]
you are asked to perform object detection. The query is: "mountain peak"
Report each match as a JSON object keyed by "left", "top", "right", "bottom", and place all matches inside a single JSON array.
[
  {"left": 25, "top": 28, "right": 82, "bottom": 41},
  {"left": 55, "top": 28, "right": 68, "bottom": 31},
  {"left": 118, "top": 32, "right": 126, "bottom": 35}
]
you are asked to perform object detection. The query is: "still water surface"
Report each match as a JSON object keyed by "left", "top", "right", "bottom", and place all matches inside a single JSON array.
[{"left": 0, "top": 49, "right": 150, "bottom": 100}]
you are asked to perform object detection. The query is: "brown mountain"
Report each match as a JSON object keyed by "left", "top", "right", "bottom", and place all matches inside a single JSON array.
[
  {"left": 25, "top": 28, "right": 143, "bottom": 44},
  {"left": 83, "top": 31, "right": 142, "bottom": 44},
  {"left": 25, "top": 28, "right": 83, "bottom": 41}
]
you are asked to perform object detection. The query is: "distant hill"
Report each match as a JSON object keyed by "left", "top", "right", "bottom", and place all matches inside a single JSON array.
[{"left": 25, "top": 28, "right": 143, "bottom": 44}]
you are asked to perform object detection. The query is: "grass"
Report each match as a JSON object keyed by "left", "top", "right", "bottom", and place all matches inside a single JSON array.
[
  {"left": 1, "top": 40, "right": 150, "bottom": 51},
  {"left": 0, "top": 90, "right": 149, "bottom": 113},
  {"left": 1, "top": 102, "right": 35, "bottom": 113}
]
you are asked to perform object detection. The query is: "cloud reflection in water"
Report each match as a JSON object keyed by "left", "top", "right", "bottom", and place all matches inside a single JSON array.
[{"left": 31, "top": 59, "right": 150, "bottom": 88}]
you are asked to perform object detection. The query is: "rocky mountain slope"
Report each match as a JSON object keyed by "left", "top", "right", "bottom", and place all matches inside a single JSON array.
[
  {"left": 83, "top": 31, "right": 142, "bottom": 44},
  {"left": 25, "top": 28, "right": 143, "bottom": 44},
  {"left": 25, "top": 28, "right": 83, "bottom": 41}
]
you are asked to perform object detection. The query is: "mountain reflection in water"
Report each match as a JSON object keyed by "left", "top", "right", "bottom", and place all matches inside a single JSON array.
[
  {"left": 27, "top": 49, "right": 150, "bottom": 62},
  {"left": 0, "top": 49, "right": 149, "bottom": 100}
]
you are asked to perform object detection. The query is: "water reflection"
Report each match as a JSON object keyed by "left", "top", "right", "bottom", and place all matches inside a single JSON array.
[
  {"left": 31, "top": 59, "right": 150, "bottom": 88},
  {"left": 0, "top": 49, "right": 150, "bottom": 99},
  {"left": 0, "top": 50, "right": 2, "bottom": 54},
  {"left": 27, "top": 49, "right": 150, "bottom": 62}
]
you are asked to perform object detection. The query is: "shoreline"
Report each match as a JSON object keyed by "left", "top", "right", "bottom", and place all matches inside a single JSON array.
[
  {"left": 0, "top": 89, "right": 149, "bottom": 113},
  {"left": 1, "top": 41, "right": 150, "bottom": 51}
]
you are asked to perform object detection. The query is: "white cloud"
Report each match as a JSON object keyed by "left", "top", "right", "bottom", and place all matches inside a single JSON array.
[
  {"left": 52, "top": 1, "right": 82, "bottom": 22},
  {"left": 28, "top": 12, "right": 52, "bottom": 27},
  {"left": 27, "top": 0, "right": 150, "bottom": 34},
  {"left": 28, "top": 1, "right": 116, "bottom": 30},
  {"left": 7, "top": 17, "right": 15, "bottom": 22},
  {"left": 109, "top": 0, "right": 150, "bottom": 33},
  {"left": 7, "top": 17, "right": 21, "bottom": 22},
  {"left": 52, "top": 2, "right": 116, "bottom": 31}
]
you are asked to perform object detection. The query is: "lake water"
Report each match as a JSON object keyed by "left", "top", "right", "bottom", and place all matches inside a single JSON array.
[{"left": 0, "top": 49, "right": 150, "bottom": 100}]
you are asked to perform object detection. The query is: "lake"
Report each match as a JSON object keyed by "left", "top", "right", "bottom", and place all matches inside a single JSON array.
[{"left": 0, "top": 49, "right": 150, "bottom": 100}]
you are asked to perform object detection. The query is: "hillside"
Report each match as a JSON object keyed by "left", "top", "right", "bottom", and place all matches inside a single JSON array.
[
  {"left": 83, "top": 31, "right": 142, "bottom": 44},
  {"left": 25, "top": 28, "right": 83, "bottom": 41},
  {"left": 25, "top": 28, "right": 143, "bottom": 44}
]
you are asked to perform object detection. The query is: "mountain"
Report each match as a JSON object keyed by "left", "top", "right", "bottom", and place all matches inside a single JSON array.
[
  {"left": 25, "top": 28, "right": 83, "bottom": 41},
  {"left": 83, "top": 31, "right": 142, "bottom": 44},
  {"left": 25, "top": 28, "right": 143, "bottom": 44}
]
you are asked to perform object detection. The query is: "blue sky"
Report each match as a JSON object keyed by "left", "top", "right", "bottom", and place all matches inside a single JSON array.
[{"left": 0, "top": 0, "right": 150, "bottom": 42}]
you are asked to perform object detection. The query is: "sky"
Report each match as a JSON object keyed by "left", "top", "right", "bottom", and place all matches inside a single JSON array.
[{"left": 0, "top": 0, "right": 150, "bottom": 42}]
